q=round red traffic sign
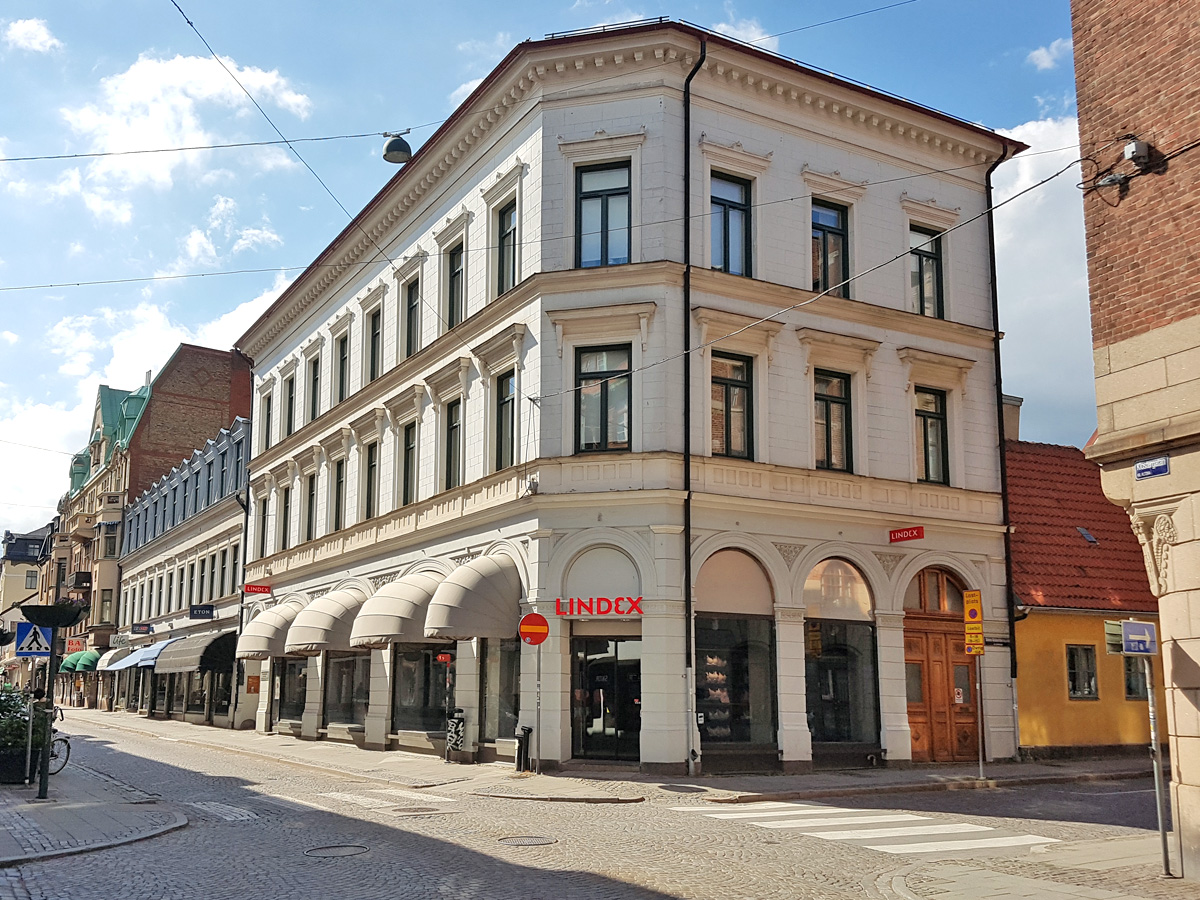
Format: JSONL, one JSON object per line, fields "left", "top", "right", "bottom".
{"left": 518, "top": 613, "right": 549, "bottom": 646}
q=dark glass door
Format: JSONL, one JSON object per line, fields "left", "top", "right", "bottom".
{"left": 571, "top": 638, "right": 641, "bottom": 761}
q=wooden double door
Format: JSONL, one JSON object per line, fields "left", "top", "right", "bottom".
{"left": 904, "top": 618, "right": 979, "bottom": 762}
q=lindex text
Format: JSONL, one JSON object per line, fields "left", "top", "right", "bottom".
{"left": 555, "top": 597, "right": 643, "bottom": 616}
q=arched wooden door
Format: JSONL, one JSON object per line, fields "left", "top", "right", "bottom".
{"left": 903, "top": 568, "right": 979, "bottom": 763}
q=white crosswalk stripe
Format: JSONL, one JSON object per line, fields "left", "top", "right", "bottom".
{"left": 671, "top": 801, "right": 1058, "bottom": 857}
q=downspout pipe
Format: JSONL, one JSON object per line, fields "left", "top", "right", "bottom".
{"left": 984, "top": 144, "right": 1019, "bottom": 753}
{"left": 683, "top": 39, "right": 706, "bottom": 777}
{"left": 231, "top": 347, "right": 255, "bottom": 730}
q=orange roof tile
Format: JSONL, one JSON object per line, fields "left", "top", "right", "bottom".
{"left": 1005, "top": 441, "right": 1156, "bottom": 613}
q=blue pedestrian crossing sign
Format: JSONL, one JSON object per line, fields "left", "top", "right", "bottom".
{"left": 15, "top": 622, "right": 52, "bottom": 657}
{"left": 1122, "top": 620, "right": 1158, "bottom": 656}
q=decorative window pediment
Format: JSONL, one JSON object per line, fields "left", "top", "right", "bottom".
{"left": 392, "top": 248, "right": 428, "bottom": 284}
{"left": 480, "top": 158, "right": 526, "bottom": 206}
{"left": 897, "top": 346, "right": 974, "bottom": 391}
{"left": 356, "top": 281, "right": 388, "bottom": 313}
{"left": 797, "top": 328, "right": 881, "bottom": 378}
{"left": 900, "top": 194, "right": 960, "bottom": 230}
{"left": 434, "top": 208, "right": 472, "bottom": 249}
{"left": 427, "top": 356, "right": 472, "bottom": 402}
{"left": 558, "top": 128, "right": 646, "bottom": 159}
{"left": 546, "top": 301, "right": 656, "bottom": 357}
{"left": 802, "top": 165, "right": 868, "bottom": 202}
{"left": 472, "top": 322, "right": 527, "bottom": 375}
{"left": 384, "top": 384, "right": 427, "bottom": 424}
{"left": 693, "top": 307, "right": 783, "bottom": 361}
{"left": 699, "top": 136, "right": 773, "bottom": 175}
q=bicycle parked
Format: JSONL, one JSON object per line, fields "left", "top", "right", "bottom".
{"left": 46, "top": 707, "right": 70, "bottom": 775}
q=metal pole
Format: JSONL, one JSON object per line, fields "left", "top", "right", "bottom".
{"left": 1143, "top": 656, "right": 1172, "bottom": 877}
{"left": 24, "top": 699, "right": 34, "bottom": 784}
{"left": 975, "top": 654, "right": 985, "bottom": 780}
{"left": 535, "top": 643, "right": 542, "bottom": 776}
{"left": 37, "top": 627, "right": 58, "bottom": 799}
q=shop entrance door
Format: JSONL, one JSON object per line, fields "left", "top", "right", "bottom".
{"left": 571, "top": 638, "right": 641, "bottom": 761}
{"left": 904, "top": 624, "right": 979, "bottom": 762}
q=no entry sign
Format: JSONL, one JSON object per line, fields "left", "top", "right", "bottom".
{"left": 519, "top": 613, "right": 549, "bottom": 646}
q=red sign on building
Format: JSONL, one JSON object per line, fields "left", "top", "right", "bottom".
{"left": 554, "top": 597, "right": 643, "bottom": 616}
{"left": 65, "top": 637, "right": 86, "bottom": 654}
{"left": 889, "top": 526, "right": 925, "bottom": 543}
{"left": 518, "top": 613, "right": 549, "bottom": 645}
{"left": 243, "top": 584, "right": 272, "bottom": 595}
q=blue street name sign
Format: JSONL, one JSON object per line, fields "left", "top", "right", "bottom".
{"left": 189, "top": 604, "right": 215, "bottom": 620}
{"left": 1134, "top": 456, "right": 1170, "bottom": 480}
{"left": 15, "top": 622, "right": 52, "bottom": 657}
{"left": 1122, "top": 620, "right": 1158, "bottom": 656}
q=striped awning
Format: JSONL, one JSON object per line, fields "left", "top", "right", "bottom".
{"left": 424, "top": 555, "right": 523, "bottom": 641}
{"left": 59, "top": 651, "right": 86, "bottom": 672}
{"left": 74, "top": 649, "right": 102, "bottom": 672}
{"left": 285, "top": 587, "right": 370, "bottom": 657}
{"left": 154, "top": 631, "right": 236, "bottom": 674}
{"left": 96, "top": 647, "right": 131, "bottom": 671}
{"left": 236, "top": 598, "right": 307, "bottom": 660}
{"left": 350, "top": 572, "right": 445, "bottom": 649}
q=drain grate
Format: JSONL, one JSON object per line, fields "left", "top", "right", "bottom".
{"left": 498, "top": 836, "right": 556, "bottom": 847}
{"left": 305, "top": 845, "right": 370, "bottom": 858}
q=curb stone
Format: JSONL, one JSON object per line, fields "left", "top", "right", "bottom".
{"left": 0, "top": 809, "right": 188, "bottom": 868}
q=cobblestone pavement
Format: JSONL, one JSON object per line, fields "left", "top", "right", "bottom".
{"left": 2, "top": 718, "right": 1193, "bottom": 900}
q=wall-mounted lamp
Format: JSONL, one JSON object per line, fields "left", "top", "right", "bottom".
{"left": 382, "top": 130, "right": 413, "bottom": 165}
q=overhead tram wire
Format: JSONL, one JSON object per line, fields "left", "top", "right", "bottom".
{"left": 0, "top": 132, "right": 387, "bottom": 165}
{"left": 0, "top": 143, "right": 1085, "bottom": 294}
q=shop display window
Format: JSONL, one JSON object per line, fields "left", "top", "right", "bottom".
{"left": 325, "top": 651, "right": 370, "bottom": 726}
{"left": 392, "top": 645, "right": 451, "bottom": 732}
{"left": 274, "top": 657, "right": 308, "bottom": 722}
{"left": 186, "top": 671, "right": 208, "bottom": 714}
{"left": 478, "top": 638, "right": 520, "bottom": 742}
{"left": 694, "top": 617, "right": 777, "bottom": 745}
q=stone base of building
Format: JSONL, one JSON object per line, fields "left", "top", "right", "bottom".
{"left": 781, "top": 759, "right": 814, "bottom": 775}
{"left": 1019, "top": 743, "right": 1167, "bottom": 762}
{"left": 640, "top": 761, "right": 689, "bottom": 777}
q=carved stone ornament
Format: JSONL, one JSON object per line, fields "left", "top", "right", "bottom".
{"left": 873, "top": 551, "right": 906, "bottom": 579}
{"left": 1131, "top": 511, "right": 1177, "bottom": 596}
{"left": 451, "top": 551, "right": 480, "bottom": 567}
{"left": 370, "top": 573, "right": 401, "bottom": 590}
{"left": 773, "top": 542, "right": 807, "bottom": 568}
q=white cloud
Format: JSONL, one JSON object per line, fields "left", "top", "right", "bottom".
{"left": 993, "top": 115, "right": 1096, "bottom": 446}
{"left": 1027, "top": 38, "right": 1073, "bottom": 71}
{"left": 46, "top": 314, "right": 102, "bottom": 377}
{"left": 195, "top": 271, "right": 292, "bottom": 348}
{"left": 56, "top": 53, "right": 311, "bottom": 221}
{"left": 207, "top": 195, "right": 238, "bottom": 235}
{"left": 68, "top": 241, "right": 85, "bottom": 256}
{"left": 4, "top": 19, "right": 63, "bottom": 53}
{"left": 230, "top": 225, "right": 283, "bottom": 255}
{"left": 449, "top": 78, "right": 484, "bottom": 106}
{"left": 0, "top": 331, "right": 18, "bottom": 345}
{"left": 712, "top": 4, "right": 778, "bottom": 51}
{"left": 456, "top": 32, "right": 512, "bottom": 59}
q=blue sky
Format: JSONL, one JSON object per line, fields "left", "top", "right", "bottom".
{"left": 0, "top": 1, "right": 1086, "bottom": 531}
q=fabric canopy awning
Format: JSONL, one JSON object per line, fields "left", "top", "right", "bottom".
{"left": 105, "top": 645, "right": 148, "bottom": 671}
{"left": 285, "top": 587, "right": 369, "bottom": 656}
{"left": 96, "top": 647, "right": 131, "bottom": 671}
{"left": 350, "top": 572, "right": 446, "bottom": 649}
{"left": 424, "top": 555, "right": 523, "bottom": 641}
{"left": 154, "top": 631, "right": 236, "bottom": 674}
{"left": 236, "top": 599, "right": 307, "bottom": 660}
{"left": 74, "top": 649, "right": 102, "bottom": 672}
{"left": 59, "top": 651, "right": 85, "bottom": 672}
{"left": 108, "top": 638, "right": 180, "bottom": 670}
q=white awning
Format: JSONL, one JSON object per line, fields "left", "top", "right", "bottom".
{"left": 236, "top": 598, "right": 307, "bottom": 660}
{"left": 424, "top": 555, "right": 522, "bottom": 641}
{"left": 350, "top": 572, "right": 446, "bottom": 649}
{"left": 96, "top": 647, "right": 131, "bottom": 671}
{"left": 284, "top": 587, "right": 369, "bottom": 656}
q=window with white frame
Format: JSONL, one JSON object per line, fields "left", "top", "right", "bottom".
{"left": 401, "top": 421, "right": 418, "bottom": 506}
{"left": 914, "top": 387, "right": 949, "bottom": 485}
{"left": 576, "top": 163, "right": 630, "bottom": 268}
{"left": 497, "top": 202, "right": 518, "bottom": 295}
{"left": 307, "top": 355, "right": 321, "bottom": 423}
{"left": 331, "top": 458, "right": 346, "bottom": 531}
{"left": 444, "top": 399, "right": 462, "bottom": 490}
{"left": 576, "top": 345, "right": 631, "bottom": 453}
{"left": 901, "top": 196, "right": 958, "bottom": 319}
{"left": 897, "top": 347, "right": 973, "bottom": 488}
{"left": 711, "top": 351, "right": 752, "bottom": 459}
{"left": 304, "top": 472, "right": 318, "bottom": 542}
{"left": 495, "top": 370, "right": 516, "bottom": 470}
{"left": 405, "top": 280, "right": 421, "bottom": 357}
{"left": 711, "top": 174, "right": 752, "bottom": 277}
{"left": 363, "top": 440, "right": 379, "bottom": 519}
{"left": 435, "top": 210, "right": 471, "bottom": 335}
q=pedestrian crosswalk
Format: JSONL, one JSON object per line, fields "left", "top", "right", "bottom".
{"left": 671, "top": 800, "right": 1058, "bottom": 856}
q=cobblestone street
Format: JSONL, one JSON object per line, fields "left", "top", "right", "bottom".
{"left": 0, "top": 715, "right": 1193, "bottom": 899}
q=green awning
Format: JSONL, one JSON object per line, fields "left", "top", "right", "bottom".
{"left": 59, "top": 651, "right": 86, "bottom": 672}
{"left": 74, "top": 649, "right": 102, "bottom": 672}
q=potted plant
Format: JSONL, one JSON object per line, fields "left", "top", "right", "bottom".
{"left": 20, "top": 599, "right": 90, "bottom": 630}
{"left": 0, "top": 687, "right": 47, "bottom": 783}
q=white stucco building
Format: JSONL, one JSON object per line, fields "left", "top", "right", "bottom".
{"left": 235, "top": 21, "right": 1024, "bottom": 774}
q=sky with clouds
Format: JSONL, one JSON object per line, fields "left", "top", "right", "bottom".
{"left": 0, "top": 0, "right": 1086, "bottom": 532}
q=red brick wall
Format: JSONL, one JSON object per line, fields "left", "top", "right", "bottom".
{"left": 1072, "top": 0, "right": 1200, "bottom": 348}
{"left": 126, "top": 345, "right": 251, "bottom": 499}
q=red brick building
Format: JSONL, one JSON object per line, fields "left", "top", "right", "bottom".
{"left": 1072, "top": 0, "right": 1200, "bottom": 878}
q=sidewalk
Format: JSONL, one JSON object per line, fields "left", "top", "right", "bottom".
{"left": 0, "top": 764, "right": 187, "bottom": 865}
{"left": 65, "top": 708, "right": 1161, "bottom": 805}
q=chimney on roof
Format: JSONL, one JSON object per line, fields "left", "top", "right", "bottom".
{"left": 144, "top": 370, "right": 151, "bottom": 387}
{"left": 1003, "top": 394, "right": 1023, "bottom": 441}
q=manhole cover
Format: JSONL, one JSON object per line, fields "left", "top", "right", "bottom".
{"left": 498, "top": 836, "right": 556, "bottom": 847}
{"left": 305, "top": 845, "right": 370, "bottom": 858}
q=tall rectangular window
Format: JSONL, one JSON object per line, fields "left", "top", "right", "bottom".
{"left": 208, "top": 553, "right": 217, "bottom": 601}
{"left": 171, "top": 486, "right": 179, "bottom": 525}
{"left": 711, "top": 174, "right": 751, "bottom": 276}
{"left": 285, "top": 376, "right": 296, "bottom": 436}
{"left": 156, "top": 577, "right": 164, "bottom": 617}
{"left": 711, "top": 352, "right": 752, "bottom": 459}
{"left": 333, "top": 459, "right": 345, "bottom": 531}
{"left": 497, "top": 200, "right": 518, "bottom": 294}
{"left": 205, "top": 462, "right": 214, "bottom": 505}
{"left": 219, "top": 549, "right": 228, "bottom": 597}
{"left": 192, "top": 475, "right": 200, "bottom": 515}
{"left": 445, "top": 400, "right": 462, "bottom": 490}
{"left": 257, "top": 497, "right": 269, "bottom": 559}
{"left": 447, "top": 245, "right": 465, "bottom": 328}
{"left": 812, "top": 201, "right": 849, "bottom": 297}
{"left": 198, "top": 559, "right": 206, "bottom": 607}
{"left": 402, "top": 422, "right": 417, "bottom": 506}
{"left": 495, "top": 370, "right": 516, "bottom": 471}
{"left": 405, "top": 280, "right": 420, "bottom": 358}
{"left": 100, "top": 588, "right": 113, "bottom": 624}
{"left": 308, "top": 357, "right": 320, "bottom": 422}
{"left": 305, "top": 474, "right": 317, "bottom": 542}
{"left": 165, "top": 574, "right": 173, "bottom": 614}
{"left": 814, "top": 370, "right": 852, "bottom": 472}
{"left": 576, "top": 345, "right": 631, "bottom": 453}
{"left": 219, "top": 451, "right": 228, "bottom": 496}
{"left": 230, "top": 544, "right": 239, "bottom": 590}
{"left": 262, "top": 395, "right": 273, "bottom": 451}
{"left": 25, "top": 571, "right": 38, "bottom": 590}
{"left": 176, "top": 566, "right": 184, "bottom": 608}
{"left": 1067, "top": 645, "right": 1098, "bottom": 700}
{"left": 577, "top": 162, "right": 630, "bottom": 268}
{"left": 910, "top": 227, "right": 944, "bottom": 319}
{"left": 279, "top": 487, "right": 291, "bottom": 552}
{"left": 364, "top": 442, "right": 378, "bottom": 519}
{"left": 188, "top": 563, "right": 195, "bottom": 605}
{"left": 915, "top": 387, "right": 949, "bottom": 485}
{"left": 368, "top": 309, "right": 382, "bottom": 382}
{"left": 233, "top": 441, "right": 243, "bottom": 488}
{"left": 337, "top": 335, "right": 349, "bottom": 403}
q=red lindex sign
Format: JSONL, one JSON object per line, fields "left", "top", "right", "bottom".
{"left": 889, "top": 526, "right": 925, "bottom": 543}
{"left": 555, "top": 597, "right": 643, "bottom": 616}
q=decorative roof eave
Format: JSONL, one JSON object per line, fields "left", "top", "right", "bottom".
{"left": 236, "top": 23, "right": 1023, "bottom": 363}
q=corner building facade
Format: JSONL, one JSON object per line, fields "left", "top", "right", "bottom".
{"left": 236, "top": 22, "right": 1022, "bottom": 773}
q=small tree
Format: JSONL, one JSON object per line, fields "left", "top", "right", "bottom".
{"left": 0, "top": 687, "right": 47, "bottom": 751}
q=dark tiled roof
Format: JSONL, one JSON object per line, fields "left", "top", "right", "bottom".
{"left": 1006, "top": 441, "right": 1156, "bottom": 612}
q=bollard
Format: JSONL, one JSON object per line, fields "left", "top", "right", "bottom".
{"left": 514, "top": 725, "right": 533, "bottom": 773}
